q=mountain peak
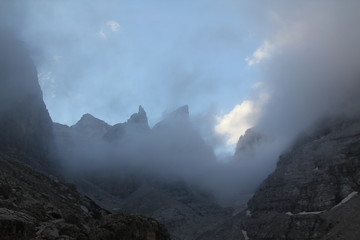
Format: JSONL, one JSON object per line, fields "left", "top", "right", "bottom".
{"left": 75, "top": 113, "right": 109, "bottom": 127}
{"left": 104, "top": 106, "right": 150, "bottom": 142}
{"left": 234, "top": 128, "right": 263, "bottom": 157}
{"left": 72, "top": 113, "right": 111, "bottom": 139}
{"left": 138, "top": 105, "right": 146, "bottom": 115}
{"left": 175, "top": 105, "right": 189, "bottom": 116}
{"left": 127, "top": 106, "right": 149, "bottom": 129}
{"left": 153, "top": 105, "right": 190, "bottom": 130}
{"left": 168, "top": 105, "right": 189, "bottom": 121}
{"left": 79, "top": 113, "right": 96, "bottom": 121}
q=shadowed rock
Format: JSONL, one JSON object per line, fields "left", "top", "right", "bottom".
{"left": 0, "top": 31, "right": 54, "bottom": 172}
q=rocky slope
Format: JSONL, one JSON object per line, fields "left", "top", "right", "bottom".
{"left": 75, "top": 173, "right": 232, "bottom": 240}
{"left": 117, "top": 180, "right": 232, "bottom": 240}
{"left": 198, "top": 117, "right": 360, "bottom": 240}
{"left": 0, "top": 152, "right": 170, "bottom": 240}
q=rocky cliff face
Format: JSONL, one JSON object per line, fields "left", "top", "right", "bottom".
{"left": 248, "top": 118, "right": 360, "bottom": 214}
{"left": 198, "top": 117, "right": 360, "bottom": 240}
{"left": 0, "top": 32, "right": 54, "bottom": 172}
{"left": 234, "top": 128, "right": 263, "bottom": 158}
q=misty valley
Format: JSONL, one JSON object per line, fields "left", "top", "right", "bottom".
{"left": 1, "top": 1, "right": 360, "bottom": 240}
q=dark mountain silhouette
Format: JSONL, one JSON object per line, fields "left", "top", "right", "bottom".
{"left": 0, "top": 31, "right": 54, "bottom": 172}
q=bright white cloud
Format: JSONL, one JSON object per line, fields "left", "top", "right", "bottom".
{"left": 215, "top": 101, "right": 257, "bottom": 145}
{"left": 245, "top": 40, "right": 274, "bottom": 66}
{"left": 215, "top": 93, "right": 269, "bottom": 145}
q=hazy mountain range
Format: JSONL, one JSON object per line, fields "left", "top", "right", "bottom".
{"left": 1, "top": 5, "right": 360, "bottom": 240}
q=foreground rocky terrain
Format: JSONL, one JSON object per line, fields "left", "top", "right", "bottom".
{"left": 0, "top": 153, "right": 170, "bottom": 240}
{"left": 198, "top": 117, "right": 360, "bottom": 240}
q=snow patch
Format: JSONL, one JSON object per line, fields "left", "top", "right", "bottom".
{"left": 332, "top": 192, "right": 358, "bottom": 209}
{"left": 286, "top": 211, "right": 323, "bottom": 216}
{"left": 285, "top": 192, "right": 358, "bottom": 217}
{"left": 242, "top": 229, "right": 249, "bottom": 240}
{"left": 246, "top": 210, "right": 252, "bottom": 217}
{"left": 80, "top": 205, "right": 89, "bottom": 213}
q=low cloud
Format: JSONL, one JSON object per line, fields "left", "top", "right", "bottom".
{"left": 216, "top": 0, "right": 360, "bottom": 200}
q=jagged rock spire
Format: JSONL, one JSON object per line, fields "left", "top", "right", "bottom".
{"left": 104, "top": 106, "right": 150, "bottom": 142}
{"left": 127, "top": 105, "right": 150, "bottom": 130}
{"left": 138, "top": 105, "right": 146, "bottom": 115}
